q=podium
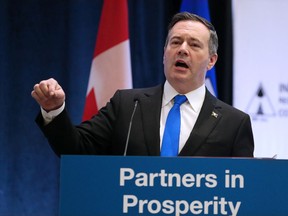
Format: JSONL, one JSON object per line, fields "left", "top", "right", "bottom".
{"left": 59, "top": 156, "right": 288, "bottom": 215}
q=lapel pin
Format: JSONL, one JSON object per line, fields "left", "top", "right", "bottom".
{"left": 211, "top": 111, "right": 218, "bottom": 118}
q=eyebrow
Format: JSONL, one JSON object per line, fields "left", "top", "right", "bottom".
{"left": 170, "top": 36, "right": 203, "bottom": 44}
{"left": 190, "top": 37, "right": 202, "bottom": 43}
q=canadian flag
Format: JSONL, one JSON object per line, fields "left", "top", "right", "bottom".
{"left": 83, "top": 0, "right": 132, "bottom": 121}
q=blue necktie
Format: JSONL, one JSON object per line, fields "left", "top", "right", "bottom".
{"left": 161, "top": 95, "right": 187, "bottom": 156}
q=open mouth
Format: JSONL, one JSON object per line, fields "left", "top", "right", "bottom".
{"left": 175, "top": 60, "right": 189, "bottom": 68}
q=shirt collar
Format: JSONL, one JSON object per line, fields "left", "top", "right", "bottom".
{"left": 162, "top": 81, "right": 206, "bottom": 112}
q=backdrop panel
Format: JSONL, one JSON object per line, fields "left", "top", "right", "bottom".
{"left": 233, "top": 0, "right": 288, "bottom": 159}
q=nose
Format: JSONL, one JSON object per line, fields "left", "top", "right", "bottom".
{"left": 177, "top": 43, "right": 189, "bottom": 56}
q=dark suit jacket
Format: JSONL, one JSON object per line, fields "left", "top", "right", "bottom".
{"left": 36, "top": 84, "right": 254, "bottom": 157}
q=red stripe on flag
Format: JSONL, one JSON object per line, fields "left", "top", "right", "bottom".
{"left": 83, "top": 89, "right": 98, "bottom": 120}
{"left": 83, "top": 0, "right": 132, "bottom": 121}
{"left": 94, "top": 0, "right": 129, "bottom": 57}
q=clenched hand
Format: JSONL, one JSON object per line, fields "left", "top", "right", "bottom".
{"left": 31, "top": 78, "right": 65, "bottom": 112}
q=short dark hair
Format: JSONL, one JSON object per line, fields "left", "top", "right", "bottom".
{"left": 165, "top": 12, "right": 218, "bottom": 55}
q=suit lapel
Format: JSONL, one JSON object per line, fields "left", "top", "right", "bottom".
{"left": 179, "top": 90, "right": 222, "bottom": 156}
{"left": 138, "top": 85, "right": 163, "bottom": 156}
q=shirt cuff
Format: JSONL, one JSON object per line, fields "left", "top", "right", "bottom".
{"left": 41, "top": 102, "right": 65, "bottom": 125}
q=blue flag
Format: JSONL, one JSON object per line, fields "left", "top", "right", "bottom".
{"left": 180, "top": 0, "right": 218, "bottom": 96}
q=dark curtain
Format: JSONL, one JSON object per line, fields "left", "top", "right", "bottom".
{"left": 209, "top": 0, "right": 233, "bottom": 104}
{"left": 0, "top": 0, "right": 232, "bottom": 215}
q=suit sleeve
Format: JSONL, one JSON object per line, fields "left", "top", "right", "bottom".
{"left": 35, "top": 91, "right": 121, "bottom": 156}
{"left": 232, "top": 114, "right": 254, "bottom": 157}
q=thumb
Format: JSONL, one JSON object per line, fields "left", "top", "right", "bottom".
{"left": 51, "top": 87, "right": 65, "bottom": 100}
{"left": 47, "top": 82, "right": 65, "bottom": 101}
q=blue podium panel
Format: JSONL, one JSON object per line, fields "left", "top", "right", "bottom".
{"left": 59, "top": 156, "right": 288, "bottom": 216}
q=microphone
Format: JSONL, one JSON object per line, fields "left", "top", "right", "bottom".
{"left": 123, "top": 98, "right": 139, "bottom": 156}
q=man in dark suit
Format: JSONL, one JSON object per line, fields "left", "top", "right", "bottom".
{"left": 31, "top": 12, "right": 254, "bottom": 157}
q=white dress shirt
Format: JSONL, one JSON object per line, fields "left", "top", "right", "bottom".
{"left": 41, "top": 102, "right": 65, "bottom": 125}
{"left": 160, "top": 81, "right": 206, "bottom": 153}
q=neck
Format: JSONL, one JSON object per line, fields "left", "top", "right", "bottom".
{"left": 170, "top": 81, "right": 205, "bottom": 94}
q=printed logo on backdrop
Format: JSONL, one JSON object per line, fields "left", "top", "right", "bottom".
{"left": 246, "top": 83, "right": 288, "bottom": 121}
